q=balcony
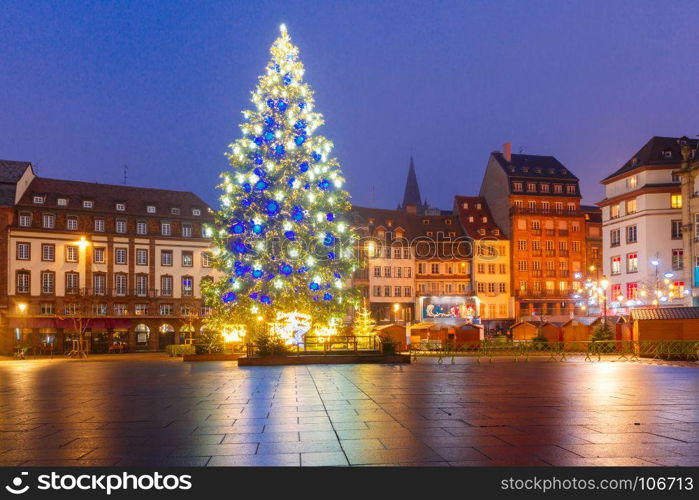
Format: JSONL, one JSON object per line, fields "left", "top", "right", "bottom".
{"left": 80, "top": 288, "right": 162, "bottom": 298}
{"left": 511, "top": 207, "right": 583, "bottom": 218}
{"left": 545, "top": 250, "right": 556, "bottom": 257}
{"left": 515, "top": 290, "right": 572, "bottom": 299}
{"left": 559, "top": 249, "right": 569, "bottom": 257}
{"left": 558, "top": 229, "right": 569, "bottom": 237}
{"left": 531, "top": 250, "right": 542, "bottom": 257}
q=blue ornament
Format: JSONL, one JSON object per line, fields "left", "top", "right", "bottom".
{"left": 327, "top": 252, "right": 335, "bottom": 260}
{"left": 299, "top": 101, "right": 306, "bottom": 109}
{"left": 323, "top": 233, "right": 335, "bottom": 246}
{"left": 254, "top": 167, "right": 266, "bottom": 177}
{"left": 266, "top": 99, "right": 275, "bottom": 109}
{"left": 312, "top": 151, "right": 322, "bottom": 162}
{"left": 222, "top": 292, "right": 237, "bottom": 303}
{"left": 252, "top": 223, "right": 264, "bottom": 234}
{"left": 284, "top": 230, "right": 296, "bottom": 240}
{"left": 249, "top": 292, "right": 259, "bottom": 300}
{"left": 254, "top": 180, "right": 269, "bottom": 191}
{"left": 323, "top": 293, "right": 333, "bottom": 301}
{"left": 243, "top": 183, "right": 252, "bottom": 193}
{"left": 294, "top": 120, "right": 307, "bottom": 130}
{"left": 264, "top": 131, "right": 275, "bottom": 142}
{"left": 273, "top": 63, "right": 280, "bottom": 73}
{"left": 295, "top": 135, "right": 306, "bottom": 146}
{"left": 241, "top": 198, "right": 251, "bottom": 207}
{"left": 254, "top": 136, "right": 263, "bottom": 145}
{"left": 297, "top": 266, "right": 308, "bottom": 274}
{"left": 254, "top": 154, "right": 263, "bottom": 165}
{"left": 318, "top": 179, "right": 330, "bottom": 190}
{"left": 280, "top": 263, "right": 293, "bottom": 275}
{"left": 287, "top": 176, "right": 296, "bottom": 187}
{"left": 231, "top": 240, "right": 247, "bottom": 254}
{"left": 283, "top": 73, "right": 292, "bottom": 85}
{"left": 260, "top": 295, "right": 271, "bottom": 304}
{"left": 298, "top": 162, "right": 309, "bottom": 172}
{"left": 333, "top": 272, "right": 341, "bottom": 279}
{"left": 291, "top": 206, "right": 304, "bottom": 222}
{"left": 277, "top": 100, "right": 288, "bottom": 112}
{"left": 304, "top": 183, "right": 310, "bottom": 189}
{"left": 264, "top": 116, "right": 275, "bottom": 127}
{"left": 265, "top": 200, "right": 280, "bottom": 215}
{"left": 326, "top": 213, "right": 334, "bottom": 221}
{"left": 230, "top": 221, "right": 245, "bottom": 234}
{"left": 252, "top": 269, "right": 264, "bottom": 279}
{"left": 309, "top": 282, "right": 320, "bottom": 291}
{"left": 274, "top": 144, "right": 285, "bottom": 156}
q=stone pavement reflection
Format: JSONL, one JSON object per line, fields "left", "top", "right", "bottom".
{"left": 0, "top": 356, "right": 697, "bottom": 466}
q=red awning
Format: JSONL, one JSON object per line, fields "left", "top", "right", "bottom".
{"left": 7, "top": 318, "right": 133, "bottom": 330}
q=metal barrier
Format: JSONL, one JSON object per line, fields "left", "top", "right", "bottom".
{"left": 408, "top": 340, "right": 699, "bottom": 364}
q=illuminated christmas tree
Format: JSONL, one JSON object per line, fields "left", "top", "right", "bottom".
{"left": 205, "top": 25, "right": 357, "bottom": 337}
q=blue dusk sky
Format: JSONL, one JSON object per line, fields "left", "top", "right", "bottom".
{"left": 1, "top": 0, "right": 698, "bottom": 210}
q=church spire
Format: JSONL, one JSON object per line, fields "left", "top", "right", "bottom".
{"left": 400, "top": 155, "right": 423, "bottom": 210}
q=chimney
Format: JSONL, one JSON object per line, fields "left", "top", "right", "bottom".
{"left": 502, "top": 142, "right": 512, "bottom": 162}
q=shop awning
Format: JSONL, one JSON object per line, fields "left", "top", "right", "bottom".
{"left": 7, "top": 318, "right": 133, "bottom": 330}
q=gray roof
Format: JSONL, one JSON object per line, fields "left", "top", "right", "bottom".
{"left": 0, "top": 160, "right": 32, "bottom": 206}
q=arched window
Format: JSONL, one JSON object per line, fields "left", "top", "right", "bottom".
{"left": 134, "top": 324, "right": 150, "bottom": 345}
{"left": 159, "top": 323, "right": 175, "bottom": 335}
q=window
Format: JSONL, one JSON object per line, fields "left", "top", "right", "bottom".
{"left": 531, "top": 220, "right": 541, "bottom": 230}
{"left": 135, "top": 274, "right": 149, "bottom": 297}
{"left": 17, "top": 242, "right": 30, "bottom": 260}
{"left": 33, "top": 195, "right": 44, "bottom": 204}
{"left": 540, "top": 183, "right": 549, "bottom": 193}
{"left": 518, "top": 260, "right": 528, "bottom": 271}
{"left": 512, "top": 182, "right": 523, "bottom": 192}
{"left": 372, "top": 286, "right": 381, "bottom": 297}
{"left": 82, "top": 200, "right": 94, "bottom": 209}
{"left": 19, "top": 213, "right": 32, "bottom": 227}
{"left": 115, "top": 203, "right": 126, "bottom": 211}
{"left": 41, "top": 271, "right": 55, "bottom": 294}
{"left": 393, "top": 247, "right": 401, "bottom": 259}
{"left": 625, "top": 198, "right": 637, "bottom": 214}
{"left": 182, "top": 276, "right": 193, "bottom": 297}
{"left": 114, "top": 304, "right": 128, "bottom": 315}
{"left": 394, "top": 286, "right": 401, "bottom": 297}
{"left": 65, "top": 246, "right": 78, "bottom": 263}
{"left": 202, "top": 252, "right": 212, "bottom": 267}
{"left": 40, "top": 303, "right": 55, "bottom": 315}
{"left": 610, "top": 229, "right": 621, "bottom": 247}
{"left": 136, "top": 249, "right": 148, "bottom": 266}
{"left": 192, "top": 208, "right": 201, "bottom": 216}
{"left": 671, "top": 220, "right": 683, "bottom": 239}
{"left": 541, "top": 201, "right": 550, "bottom": 211}
{"left": 555, "top": 202, "right": 563, "bottom": 212}
{"left": 65, "top": 272, "right": 79, "bottom": 294}
{"left": 161, "top": 276, "right": 173, "bottom": 296}
{"left": 93, "top": 247, "right": 105, "bottom": 264}
{"left": 626, "top": 225, "right": 637, "bottom": 243}
{"left": 487, "top": 264, "right": 496, "bottom": 274}
{"left": 115, "top": 274, "right": 128, "bottom": 296}
{"left": 519, "top": 281, "right": 527, "bottom": 291}
{"left": 566, "top": 185, "right": 576, "bottom": 194}
{"left": 499, "top": 264, "right": 506, "bottom": 274}
{"left": 671, "top": 194, "right": 682, "bottom": 209}
{"left": 627, "top": 252, "right": 638, "bottom": 273}
{"left": 498, "top": 283, "right": 507, "bottom": 293}
{"left": 372, "top": 266, "right": 381, "bottom": 277}
{"left": 528, "top": 201, "right": 536, "bottom": 210}
{"left": 182, "top": 223, "right": 192, "bottom": 237}
{"left": 94, "top": 218, "right": 105, "bottom": 232}
{"left": 428, "top": 263, "right": 437, "bottom": 274}
{"left": 611, "top": 256, "right": 621, "bottom": 275}
{"left": 115, "top": 248, "right": 127, "bottom": 265}
{"left": 384, "top": 286, "right": 391, "bottom": 297}
{"left": 170, "top": 207, "right": 180, "bottom": 215}
{"left": 572, "top": 241, "right": 581, "bottom": 252}
{"left": 93, "top": 274, "right": 106, "bottom": 295}
{"left": 395, "top": 267, "right": 402, "bottom": 278}
{"left": 115, "top": 219, "right": 127, "bottom": 234}
{"left": 62, "top": 216, "right": 78, "bottom": 231}
{"left": 147, "top": 205, "right": 156, "bottom": 214}
{"left": 611, "top": 283, "right": 621, "bottom": 299}
{"left": 626, "top": 282, "right": 638, "bottom": 300}
{"left": 161, "top": 222, "right": 172, "bottom": 236}
{"left": 405, "top": 267, "right": 412, "bottom": 278}
{"left": 403, "top": 248, "right": 410, "bottom": 259}
{"left": 553, "top": 184, "right": 563, "bottom": 194}
{"left": 16, "top": 271, "right": 30, "bottom": 294}
{"left": 160, "top": 304, "right": 173, "bottom": 316}
{"left": 673, "top": 281, "right": 685, "bottom": 295}
{"left": 404, "top": 287, "right": 412, "bottom": 297}
{"left": 42, "top": 214, "right": 55, "bottom": 229}
{"left": 610, "top": 204, "right": 620, "bottom": 219}
{"left": 182, "top": 251, "right": 193, "bottom": 267}
{"left": 527, "top": 183, "right": 536, "bottom": 192}
{"left": 627, "top": 176, "right": 638, "bottom": 189}
{"left": 518, "top": 240, "right": 527, "bottom": 251}
{"left": 572, "top": 222, "right": 580, "bottom": 232}
{"left": 417, "top": 263, "right": 425, "bottom": 274}
{"left": 136, "top": 221, "right": 147, "bottom": 235}
{"left": 41, "top": 243, "right": 55, "bottom": 262}
{"left": 672, "top": 249, "right": 684, "bottom": 270}
{"left": 135, "top": 304, "right": 148, "bottom": 315}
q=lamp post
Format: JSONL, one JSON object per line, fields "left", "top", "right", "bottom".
{"left": 600, "top": 276, "right": 609, "bottom": 326}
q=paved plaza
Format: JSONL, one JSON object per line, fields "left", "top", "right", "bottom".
{"left": 0, "top": 355, "right": 698, "bottom": 466}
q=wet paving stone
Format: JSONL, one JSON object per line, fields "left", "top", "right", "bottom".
{"left": 0, "top": 356, "right": 697, "bottom": 466}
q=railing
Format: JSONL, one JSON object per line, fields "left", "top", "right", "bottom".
{"left": 510, "top": 208, "right": 583, "bottom": 217}
{"left": 407, "top": 340, "right": 699, "bottom": 363}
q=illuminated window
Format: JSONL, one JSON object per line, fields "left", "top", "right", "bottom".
{"left": 611, "top": 256, "right": 621, "bottom": 275}
{"left": 626, "top": 253, "right": 638, "bottom": 273}
{"left": 671, "top": 194, "right": 682, "bottom": 209}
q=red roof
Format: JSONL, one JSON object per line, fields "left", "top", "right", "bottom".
{"left": 453, "top": 196, "right": 504, "bottom": 239}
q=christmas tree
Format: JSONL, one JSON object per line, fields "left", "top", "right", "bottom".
{"left": 205, "top": 25, "right": 357, "bottom": 337}
{"left": 353, "top": 299, "right": 376, "bottom": 337}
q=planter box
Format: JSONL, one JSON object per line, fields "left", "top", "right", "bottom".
{"left": 238, "top": 354, "right": 411, "bottom": 366}
{"left": 183, "top": 353, "right": 245, "bottom": 362}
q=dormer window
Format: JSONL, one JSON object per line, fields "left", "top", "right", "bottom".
{"left": 662, "top": 149, "right": 673, "bottom": 159}
{"left": 192, "top": 208, "right": 201, "bottom": 216}
{"left": 548, "top": 168, "right": 555, "bottom": 174}
{"left": 387, "top": 220, "right": 393, "bottom": 227}
{"left": 540, "top": 183, "right": 550, "bottom": 193}
{"left": 448, "top": 232, "right": 456, "bottom": 238}
{"left": 553, "top": 184, "right": 563, "bottom": 193}
{"left": 445, "top": 219, "right": 452, "bottom": 225}
{"left": 478, "top": 229, "right": 486, "bottom": 235}
{"left": 82, "top": 200, "right": 94, "bottom": 209}
{"left": 560, "top": 169, "right": 568, "bottom": 175}
{"left": 115, "top": 203, "right": 126, "bottom": 211}
{"left": 426, "top": 231, "right": 433, "bottom": 237}
{"left": 170, "top": 207, "right": 180, "bottom": 215}
{"left": 368, "top": 218, "right": 375, "bottom": 225}
{"left": 493, "top": 229, "right": 500, "bottom": 235}
{"left": 468, "top": 216, "right": 474, "bottom": 222}
{"left": 522, "top": 167, "right": 529, "bottom": 173}
{"left": 57, "top": 198, "right": 68, "bottom": 206}
{"left": 33, "top": 196, "right": 44, "bottom": 204}
{"left": 482, "top": 217, "right": 488, "bottom": 223}
{"left": 535, "top": 168, "right": 542, "bottom": 174}
{"left": 422, "top": 219, "right": 430, "bottom": 225}
{"left": 476, "top": 203, "right": 481, "bottom": 210}
{"left": 566, "top": 185, "right": 576, "bottom": 194}
{"left": 147, "top": 205, "right": 156, "bottom": 214}
{"left": 527, "top": 183, "right": 537, "bottom": 192}
{"left": 513, "top": 182, "right": 523, "bottom": 192}
{"left": 462, "top": 202, "right": 468, "bottom": 209}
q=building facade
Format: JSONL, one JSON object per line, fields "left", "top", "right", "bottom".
{"left": 480, "top": 144, "right": 587, "bottom": 320}
{"left": 454, "top": 196, "right": 513, "bottom": 326}
{"left": 677, "top": 137, "right": 699, "bottom": 305}
{"left": 598, "top": 136, "right": 694, "bottom": 308}
{"left": 0, "top": 160, "right": 218, "bottom": 354}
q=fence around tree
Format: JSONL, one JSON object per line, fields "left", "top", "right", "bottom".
{"left": 407, "top": 340, "right": 699, "bottom": 363}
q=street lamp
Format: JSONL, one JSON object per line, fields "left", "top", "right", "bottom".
{"left": 393, "top": 303, "right": 400, "bottom": 323}
{"left": 600, "top": 276, "right": 609, "bottom": 326}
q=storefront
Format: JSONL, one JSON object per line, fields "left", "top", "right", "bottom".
{"left": 416, "top": 295, "right": 480, "bottom": 324}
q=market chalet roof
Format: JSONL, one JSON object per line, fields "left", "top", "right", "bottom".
{"left": 630, "top": 307, "right": 699, "bottom": 321}
{"left": 17, "top": 177, "right": 212, "bottom": 219}
{"left": 602, "top": 136, "right": 699, "bottom": 184}
{"left": 453, "top": 195, "right": 504, "bottom": 239}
